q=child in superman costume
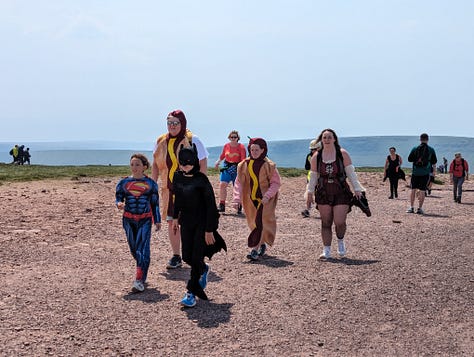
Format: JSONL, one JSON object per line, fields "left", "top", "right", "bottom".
{"left": 116, "top": 153, "right": 161, "bottom": 292}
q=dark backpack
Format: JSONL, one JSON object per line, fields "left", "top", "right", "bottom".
{"left": 414, "top": 144, "right": 430, "bottom": 167}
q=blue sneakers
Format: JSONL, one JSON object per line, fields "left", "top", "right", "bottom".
{"left": 199, "top": 264, "right": 210, "bottom": 289}
{"left": 180, "top": 292, "right": 196, "bottom": 308}
{"left": 258, "top": 243, "right": 267, "bottom": 257}
{"left": 247, "top": 249, "right": 259, "bottom": 261}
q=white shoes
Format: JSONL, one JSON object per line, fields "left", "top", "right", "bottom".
{"left": 337, "top": 239, "right": 346, "bottom": 257}
{"left": 318, "top": 246, "right": 332, "bottom": 260}
{"left": 132, "top": 280, "right": 145, "bottom": 292}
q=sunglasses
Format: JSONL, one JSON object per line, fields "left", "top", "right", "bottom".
{"left": 167, "top": 120, "right": 181, "bottom": 126}
{"left": 229, "top": 136, "right": 238, "bottom": 139}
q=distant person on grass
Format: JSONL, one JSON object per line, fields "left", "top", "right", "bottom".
{"left": 214, "top": 130, "right": 246, "bottom": 214}
{"left": 449, "top": 152, "right": 469, "bottom": 203}
{"left": 116, "top": 153, "right": 161, "bottom": 293}
{"left": 406, "top": 133, "right": 437, "bottom": 215}
{"left": 233, "top": 137, "right": 281, "bottom": 261}
{"left": 151, "top": 109, "right": 209, "bottom": 270}
{"left": 306, "top": 128, "right": 366, "bottom": 260}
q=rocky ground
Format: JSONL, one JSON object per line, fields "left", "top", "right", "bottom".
{"left": 0, "top": 172, "right": 473, "bottom": 356}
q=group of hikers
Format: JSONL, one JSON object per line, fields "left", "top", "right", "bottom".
{"left": 379, "top": 133, "right": 469, "bottom": 213}
{"left": 9, "top": 144, "right": 31, "bottom": 165}
{"left": 114, "top": 112, "right": 469, "bottom": 309}
{"left": 115, "top": 109, "right": 370, "bottom": 308}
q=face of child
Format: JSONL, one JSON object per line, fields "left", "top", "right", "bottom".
{"left": 130, "top": 157, "right": 146, "bottom": 177}
{"left": 179, "top": 164, "right": 194, "bottom": 174}
{"left": 250, "top": 144, "right": 264, "bottom": 159}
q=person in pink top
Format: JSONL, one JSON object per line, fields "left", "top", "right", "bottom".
{"left": 233, "top": 137, "right": 281, "bottom": 261}
{"left": 214, "top": 130, "right": 247, "bottom": 214}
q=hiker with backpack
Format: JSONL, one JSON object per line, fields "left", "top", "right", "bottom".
{"left": 406, "top": 133, "right": 438, "bottom": 215}
{"left": 449, "top": 153, "right": 469, "bottom": 203}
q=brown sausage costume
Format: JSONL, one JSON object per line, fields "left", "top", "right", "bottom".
{"left": 152, "top": 110, "right": 193, "bottom": 220}
{"left": 236, "top": 138, "right": 280, "bottom": 248}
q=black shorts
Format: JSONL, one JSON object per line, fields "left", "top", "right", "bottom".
{"left": 410, "top": 174, "right": 430, "bottom": 191}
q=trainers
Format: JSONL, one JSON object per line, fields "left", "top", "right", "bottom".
{"left": 301, "top": 209, "right": 310, "bottom": 218}
{"left": 166, "top": 255, "right": 182, "bottom": 269}
{"left": 416, "top": 208, "right": 424, "bottom": 215}
{"left": 247, "top": 249, "right": 259, "bottom": 261}
{"left": 337, "top": 239, "right": 346, "bottom": 257}
{"left": 237, "top": 204, "right": 243, "bottom": 215}
{"left": 258, "top": 243, "right": 267, "bottom": 256}
{"left": 217, "top": 203, "right": 225, "bottom": 212}
{"left": 132, "top": 280, "right": 144, "bottom": 292}
{"left": 406, "top": 207, "right": 414, "bottom": 213}
{"left": 199, "top": 264, "right": 210, "bottom": 289}
{"left": 318, "top": 247, "right": 331, "bottom": 260}
{"left": 180, "top": 292, "right": 196, "bottom": 308}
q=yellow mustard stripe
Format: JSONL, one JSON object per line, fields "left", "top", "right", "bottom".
{"left": 168, "top": 138, "right": 178, "bottom": 182}
{"left": 248, "top": 160, "right": 261, "bottom": 205}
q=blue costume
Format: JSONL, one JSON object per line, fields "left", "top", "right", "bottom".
{"left": 115, "top": 176, "right": 161, "bottom": 283}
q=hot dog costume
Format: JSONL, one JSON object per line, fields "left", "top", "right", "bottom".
{"left": 235, "top": 138, "right": 281, "bottom": 248}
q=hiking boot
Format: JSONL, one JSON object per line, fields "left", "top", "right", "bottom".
{"left": 217, "top": 203, "right": 225, "bottom": 212}
{"left": 406, "top": 207, "right": 414, "bottom": 213}
{"left": 457, "top": 197, "right": 462, "bottom": 203}
{"left": 416, "top": 208, "right": 424, "bottom": 215}
{"left": 166, "top": 255, "right": 182, "bottom": 269}
{"left": 199, "top": 264, "right": 210, "bottom": 289}
{"left": 301, "top": 209, "right": 310, "bottom": 218}
{"left": 247, "top": 249, "right": 259, "bottom": 261}
{"left": 132, "top": 280, "right": 145, "bottom": 292}
{"left": 337, "top": 239, "right": 346, "bottom": 257}
{"left": 180, "top": 292, "right": 196, "bottom": 308}
{"left": 237, "top": 204, "right": 243, "bottom": 215}
{"left": 258, "top": 243, "right": 267, "bottom": 257}
{"left": 388, "top": 195, "right": 393, "bottom": 199}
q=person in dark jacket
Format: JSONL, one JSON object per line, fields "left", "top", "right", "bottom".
{"left": 172, "top": 144, "right": 226, "bottom": 308}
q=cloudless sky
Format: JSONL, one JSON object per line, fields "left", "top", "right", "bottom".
{"left": 1, "top": 0, "right": 473, "bottom": 147}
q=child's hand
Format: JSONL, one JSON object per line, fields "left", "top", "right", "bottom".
{"left": 116, "top": 202, "right": 124, "bottom": 210}
{"left": 155, "top": 223, "right": 161, "bottom": 232}
{"left": 205, "top": 232, "right": 215, "bottom": 245}
{"left": 172, "top": 219, "right": 179, "bottom": 234}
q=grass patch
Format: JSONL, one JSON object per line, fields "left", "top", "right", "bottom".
{"left": 0, "top": 163, "right": 387, "bottom": 184}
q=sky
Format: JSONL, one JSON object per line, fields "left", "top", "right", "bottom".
{"left": 1, "top": 0, "right": 473, "bottom": 147}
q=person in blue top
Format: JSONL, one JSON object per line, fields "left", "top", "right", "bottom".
{"left": 406, "top": 133, "right": 437, "bottom": 215}
{"left": 116, "top": 153, "right": 161, "bottom": 293}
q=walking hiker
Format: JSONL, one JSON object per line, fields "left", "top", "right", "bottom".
{"left": 449, "top": 153, "right": 469, "bottom": 203}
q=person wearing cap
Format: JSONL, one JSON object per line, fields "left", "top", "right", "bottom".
{"left": 214, "top": 130, "right": 247, "bottom": 214}
{"left": 406, "top": 133, "right": 437, "bottom": 214}
{"left": 152, "top": 109, "right": 209, "bottom": 269}
{"left": 172, "top": 144, "right": 227, "bottom": 308}
{"left": 302, "top": 139, "right": 322, "bottom": 217}
{"left": 449, "top": 153, "right": 469, "bottom": 203}
{"left": 233, "top": 137, "right": 281, "bottom": 261}
{"left": 306, "top": 129, "right": 366, "bottom": 260}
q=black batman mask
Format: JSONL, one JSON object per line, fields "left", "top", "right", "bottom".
{"left": 178, "top": 144, "right": 200, "bottom": 174}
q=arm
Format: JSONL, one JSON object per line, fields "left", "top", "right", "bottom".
{"left": 215, "top": 144, "right": 227, "bottom": 168}
{"left": 192, "top": 135, "right": 209, "bottom": 174}
{"left": 115, "top": 180, "right": 125, "bottom": 210}
{"left": 342, "top": 149, "right": 364, "bottom": 197}
{"left": 262, "top": 168, "right": 281, "bottom": 204}
{"left": 150, "top": 181, "right": 162, "bottom": 231}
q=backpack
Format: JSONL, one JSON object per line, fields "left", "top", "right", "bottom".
{"left": 414, "top": 144, "right": 430, "bottom": 167}
{"left": 452, "top": 158, "right": 466, "bottom": 177}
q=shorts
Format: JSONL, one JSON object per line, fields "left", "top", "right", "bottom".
{"left": 410, "top": 174, "right": 430, "bottom": 191}
{"left": 219, "top": 164, "right": 237, "bottom": 184}
{"left": 315, "top": 181, "right": 353, "bottom": 206}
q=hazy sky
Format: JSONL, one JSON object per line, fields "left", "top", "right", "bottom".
{"left": 1, "top": 0, "right": 473, "bottom": 147}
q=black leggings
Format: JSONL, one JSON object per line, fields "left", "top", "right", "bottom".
{"left": 388, "top": 174, "right": 399, "bottom": 197}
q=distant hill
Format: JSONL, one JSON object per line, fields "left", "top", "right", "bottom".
{"left": 1, "top": 136, "right": 472, "bottom": 168}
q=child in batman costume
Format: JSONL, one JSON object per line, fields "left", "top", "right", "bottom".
{"left": 172, "top": 144, "right": 227, "bottom": 308}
